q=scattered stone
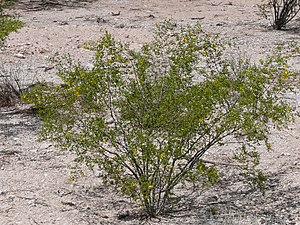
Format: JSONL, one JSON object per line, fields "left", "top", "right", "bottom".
{"left": 281, "top": 153, "right": 291, "bottom": 156}
{"left": 115, "top": 23, "right": 125, "bottom": 28}
{"left": 61, "top": 201, "right": 76, "bottom": 207}
{"left": 191, "top": 17, "right": 205, "bottom": 20}
{"left": 14, "top": 53, "right": 26, "bottom": 59}
{"left": 39, "top": 48, "right": 50, "bottom": 54}
{"left": 111, "top": 11, "right": 121, "bottom": 16}
{"left": 58, "top": 21, "right": 69, "bottom": 25}
{"left": 93, "top": 165, "right": 101, "bottom": 177}
{"left": 96, "top": 17, "right": 107, "bottom": 23}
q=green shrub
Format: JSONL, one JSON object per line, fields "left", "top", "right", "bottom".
{"left": 0, "top": 0, "right": 23, "bottom": 46}
{"left": 23, "top": 20, "right": 298, "bottom": 217}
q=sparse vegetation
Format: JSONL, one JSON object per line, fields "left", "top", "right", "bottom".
{"left": 0, "top": 0, "right": 24, "bottom": 107}
{"left": 23, "top": 20, "right": 298, "bottom": 217}
{"left": 259, "top": 0, "right": 300, "bottom": 30}
{"left": 0, "top": 0, "right": 23, "bottom": 46}
{"left": 0, "top": 65, "right": 24, "bottom": 106}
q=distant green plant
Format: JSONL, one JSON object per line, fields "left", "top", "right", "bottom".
{"left": 0, "top": 0, "right": 23, "bottom": 46}
{"left": 23, "top": 20, "right": 298, "bottom": 217}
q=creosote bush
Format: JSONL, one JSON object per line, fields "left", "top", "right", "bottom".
{"left": 23, "top": 20, "right": 298, "bottom": 217}
{"left": 259, "top": 0, "right": 300, "bottom": 30}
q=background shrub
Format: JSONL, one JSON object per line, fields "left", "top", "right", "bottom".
{"left": 0, "top": 0, "right": 24, "bottom": 107}
{"left": 0, "top": 0, "right": 23, "bottom": 46}
{"left": 0, "top": 64, "right": 30, "bottom": 107}
{"left": 24, "top": 20, "right": 299, "bottom": 217}
{"left": 259, "top": 0, "right": 300, "bottom": 30}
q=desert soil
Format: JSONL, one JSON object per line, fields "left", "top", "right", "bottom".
{"left": 0, "top": 0, "right": 300, "bottom": 224}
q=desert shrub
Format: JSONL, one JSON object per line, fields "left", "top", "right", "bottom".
{"left": 23, "top": 20, "right": 298, "bottom": 217}
{"left": 259, "top": 0, "right": 300, "bottom": 30}
{"left": 0, "top": 0, "right": 24, "bottom": 107}
{"left": 0, "top": 64, "right": 31, "bottom": 107}
{"left": 0, "top": 0, "right": 23, "bottom": 46}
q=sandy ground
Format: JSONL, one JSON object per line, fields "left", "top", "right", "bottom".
{"left": 0, "top": 0, "right": 300, "bottom": 224}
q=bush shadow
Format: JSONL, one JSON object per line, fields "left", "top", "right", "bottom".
{"left": 0, "top": 106, "right": 39, "bottom": 138}
{"left": 160, "top": 171, "right": 299, "bottom": 225}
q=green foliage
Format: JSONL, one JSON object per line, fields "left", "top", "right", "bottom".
{"left": 23, "top": 20, "right": 298, "bottom": 217}
{"left": 0, "top": 0, "right": 23, "bottom": 46}
{"left": 259, "top": 0, "right": 300, "bottom": 30}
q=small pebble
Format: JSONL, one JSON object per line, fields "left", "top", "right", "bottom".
{"left": 14, "top": 53, "right": 26, "bottom": 59}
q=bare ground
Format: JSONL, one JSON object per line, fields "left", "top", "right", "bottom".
{"left": 0, "top": 0, "right": 300, "bottom": 224}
